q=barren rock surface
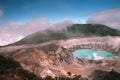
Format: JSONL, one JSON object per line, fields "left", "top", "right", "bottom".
{"left": 0, "top": 36, "right": 120, "bottom": 77}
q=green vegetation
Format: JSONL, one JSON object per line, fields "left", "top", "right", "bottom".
{"left": 10, "top": 24, "right": 120, "bottom": 46}
{"left": 0, "top": 55, "right": 41, "bottom": 80}
{"left": 67, "top": 24, "right": 120, "bottom": 36}
{"left": 90, "top": 70, "right": 120, "bottom": 80}
{"left": 12, "top": 30, "right": 67, "bottom": 45}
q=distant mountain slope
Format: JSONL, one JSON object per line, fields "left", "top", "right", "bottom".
{"left": 11, "top": 24, "right": 120, "bottom": 45}
{"left": 67, "top": 24, "right": 120, "bottom": 36}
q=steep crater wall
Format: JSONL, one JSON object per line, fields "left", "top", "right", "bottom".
{"left": 5, "top": 44, "right": 74, "bottom": 77}
{"left": 0, "top": 36, "right": 120, "bottom": 77}
{"left": 57, "top": 36, "right": 120, "bottom": 55}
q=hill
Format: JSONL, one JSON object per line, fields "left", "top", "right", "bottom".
{"left": 10, "top": 24, "right": 120, "bottom": 46}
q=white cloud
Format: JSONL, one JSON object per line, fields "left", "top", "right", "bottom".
{"left": 87, "top": 8, "right": 120, "bottom": 30}
{"left": 49, "top": 18, "right": 73, "bottom": 31}
{"left": 0, "top": 8, "right": 3, "bottom": 16}
{"left": 0, "top": 18, "right": 72, "bottom": 46}
{"left": 73, "top": 16, "right": 90, "bottom": 24}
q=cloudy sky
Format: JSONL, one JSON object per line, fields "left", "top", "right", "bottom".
{"left": 0, "top": 0, "right": 120, "bottom": 46}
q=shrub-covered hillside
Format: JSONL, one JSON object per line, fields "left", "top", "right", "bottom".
{"left": 10, "top": 24, "right": 120, "bottom": 46}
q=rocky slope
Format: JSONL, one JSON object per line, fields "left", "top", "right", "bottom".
{"left": 0, "top": 43, "right": 75, "bottom": 77}
{"left": 58, "top": 36, "right": 120, "bottom": 54}
{"left": 1, "top": 54, "right": 120, "bottom": 80}
{"left": 0, "top": 55, "right": 41, "bottom": 80}
{"left": 0, "top": 36, "right": 120, "bottom": 78}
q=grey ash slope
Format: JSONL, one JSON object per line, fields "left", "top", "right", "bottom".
{"left": 10, "top": 24, "right": 120, "bottom": 46}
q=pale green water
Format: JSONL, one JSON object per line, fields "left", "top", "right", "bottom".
{"left": 73, "top": 49, "right": 114, "bottom": 59}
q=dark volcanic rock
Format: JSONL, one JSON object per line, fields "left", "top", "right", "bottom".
{"left": 0, "top": 55, "right": 41, "bottom": 80}
{"left": 0, "top": 36, "right": 120, "bottom": 78}
{"left": 90, "top": 70, "right": 120, "bottom": 80}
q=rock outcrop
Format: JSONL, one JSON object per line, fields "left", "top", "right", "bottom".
{"left": 4, "top": 44, "right": 74, "bottom": 77}
{"left": 0, "top": 36, "right": 120, "bottom": 77}
{"left": 57, "top": 36, "right": 120, "bottom": 54}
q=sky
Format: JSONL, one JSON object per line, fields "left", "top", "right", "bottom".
{"left": 0, "top": 0, "right": 120, "bottom": 46}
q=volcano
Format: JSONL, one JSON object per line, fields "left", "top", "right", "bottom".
{"left": 0, "top": 24, "right": 120, "bottom": 79}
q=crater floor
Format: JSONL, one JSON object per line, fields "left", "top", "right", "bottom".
{"left": 0, "top": 36, "right": 120, "bottom": 77}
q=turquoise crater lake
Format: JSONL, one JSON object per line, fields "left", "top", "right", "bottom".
{"left": 73, "top": 49, "right": 114, "bottom": 60}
